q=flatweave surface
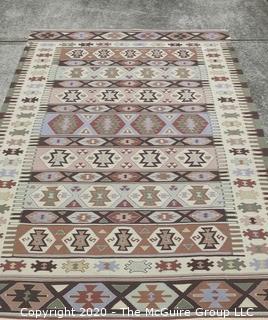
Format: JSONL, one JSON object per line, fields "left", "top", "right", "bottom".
{"left": 0, "top": 29, "right": 267, "bottom": 318}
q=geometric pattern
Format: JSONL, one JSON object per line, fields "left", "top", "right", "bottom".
{"left": 51, "top": 88, "right": 205, "bottom": 104}
{"left": 24, "top": 182, "right": 224, "bottom": 209}
{"left": 0, "top": 279, "right": 268, "bottom": 312}
{"left": 55, "top": 66, "right": 203, "bottom": 81}
{"left": 15, "top": 223, "right": 232, "bottom": 256}
{"left": 0, "top": 30, "right": 267, "bottom": 317}
{"left": 42, "top": 112, "right": 212, "bottom": 137}
{"left": 34, "top": 147, "right": 217, "bottom": 171}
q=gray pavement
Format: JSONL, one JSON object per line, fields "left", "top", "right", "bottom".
{"left": 0, "top": 0, "right": 267, "bottom": 133}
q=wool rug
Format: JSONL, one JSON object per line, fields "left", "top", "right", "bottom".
{"left": 0, "top": 29, "right": 267, "bottom": 319}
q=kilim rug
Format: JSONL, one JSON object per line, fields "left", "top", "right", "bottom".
{"left": 0, "top": 29, "right": 267, "bottom": 319}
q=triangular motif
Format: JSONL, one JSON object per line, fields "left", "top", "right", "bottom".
{"left": 111, "top": 284, "right": 131, "bottom": 293}
{"left": 51, "top": 284, "right": 69, "bottom": 292}
{"left": 47, "top": 298, "right": 66, "bottom": 310}
{"left": 175, "top": 298, "right": 195, "bottom": 309}
{"left": 167, "top": 200, "right": 182, "bottom": 207}
{"left": 111, "top": 300, "right": 129, "bottom": 310}
{"left": 117, "top": 200, "right": 133, "bottom": 208}
{"left": 233, "top": 282, "right": 255, "bottom": 291}
{"left": 238, "top": 297, "right": 257, "bottom": 308}
{"left": 66, "top": 200, "right": 81, "bottom": 208}
{"left": 173, "top": 283, "right": 192, "bottom": 293}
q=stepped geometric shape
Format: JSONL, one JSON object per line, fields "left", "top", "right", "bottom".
{"left": 131, "top": 114, "right": 166, "bottom": 134}
{"left": 48, "top": 114, "right": 83, "bottom": 134}
{"left": 91, "top": 115, "right": 124, "bottom": 134}
{"left": 148, "top": 227, "right": 184, "bottom": 252}
{"left": 105, "top": 227, "right": 142, "bottom": 253}
{"left": 173, "top": 114, "right": 208, "bottom": 134}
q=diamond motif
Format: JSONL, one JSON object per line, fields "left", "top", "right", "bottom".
{"left": 67, "top": 212, "right": 100, "bottom": 223}
{"left": 41, "top": 149, "right": 77, "bottom": 168}
{"left": 63, "top": 228, "right": 99, "bottom": 253}
{"left": 137, "top": 89, "right": 162, "bottom": 103}
{"left": 105, "top": 227, "right": 142, "bottom": 253}
{"left": 72, "top": 172, "right": 103, "bottom": 182}
{"left": 66, "top": 49, "right": 89, "bottom": 59}
{"left": 173, "top": 49, "right": 195, "bottom": 59}
{"left": 81, "top": 186, "right": 120, "bottom": 208}
{"left": 107, "top": 211, "right": 141, "bottom": 223}
{"left": 19, "top": 228, "right": 56, "bottom": 253}
{"left": 176, "top": 148, "right": 212, "bottom": 168}
{"left": 1, "top": 283, "right": 53, "bottom": 311}
{"left": 149, "top": 211, "right": 182, "bottom": 223}
{"left": 250, "top": 281, "right": 268, "bottom": 308}
{"left": 30, "top": 185, "right": 71, "bottom": 207}
{"left": 99, "top": 89, "right": 121, "bottom": 102}
{"left": 148, "top": 227, "right": 183, "bottom": 252}
{"left": 131, "top": 115, "right": 165, "bottom": 134}
{"left": 102, "top": 32, "right": 127, "bottom": 40}
{"left": 146, "top": 49, "right": 167, "bottom": 59}
{"left": 86, "top": 149, "right": 122, "bottom": 169}
{"left": 179, "top": 184, "right": 218, "bottom": 206}
{"left": 64, "top": 283, "right": 116, "bottom": 310}
{"left": 91, "top": 115, "right": 124, "bottom": 134}
{"left": 69, "top": 31, "right": 94, "bottom": 39}
{"left": 129, "top": 185, "right": 168, "bottom": 207}
{"left": 120, "top": 49, "right": 142, "bottom": 59}
{"left": 173, "top": 114, "right": 209, "bottom": 134}
{"left": 58, "top": 89, "right": 87, "bottom": 103}
{"left": 93, "top": 49, "right": 115, "bottom": 59}
{"left": 132, "top": 149, "right": 168, "bottom": 168}
{"left": 135, "top": 32, "right": 161, "bottom": 40}
{"left": 191, "top": 226, "right": 227, "bottom": 251}
{"left": 189, "top": 281, "right": 240, "bottom": 309}
{"left": 34, "top": 31, "right": 61, "bottom": 39}
{"left": 175, "top": 89, "right": 199, "bottom": 102}
{"left": 128, "top": 283, "right": 176, "bottom": 310}
{"left": 48, "top": 114, "right": 83, "bottom": 134}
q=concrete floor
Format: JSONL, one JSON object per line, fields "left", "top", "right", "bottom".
{"left": 0, "top": 0, "right": 267, "bottom": 134}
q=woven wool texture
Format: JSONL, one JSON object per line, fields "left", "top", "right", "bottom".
{"left": 0, "top": 30, "right": 267, "bottom": 318}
